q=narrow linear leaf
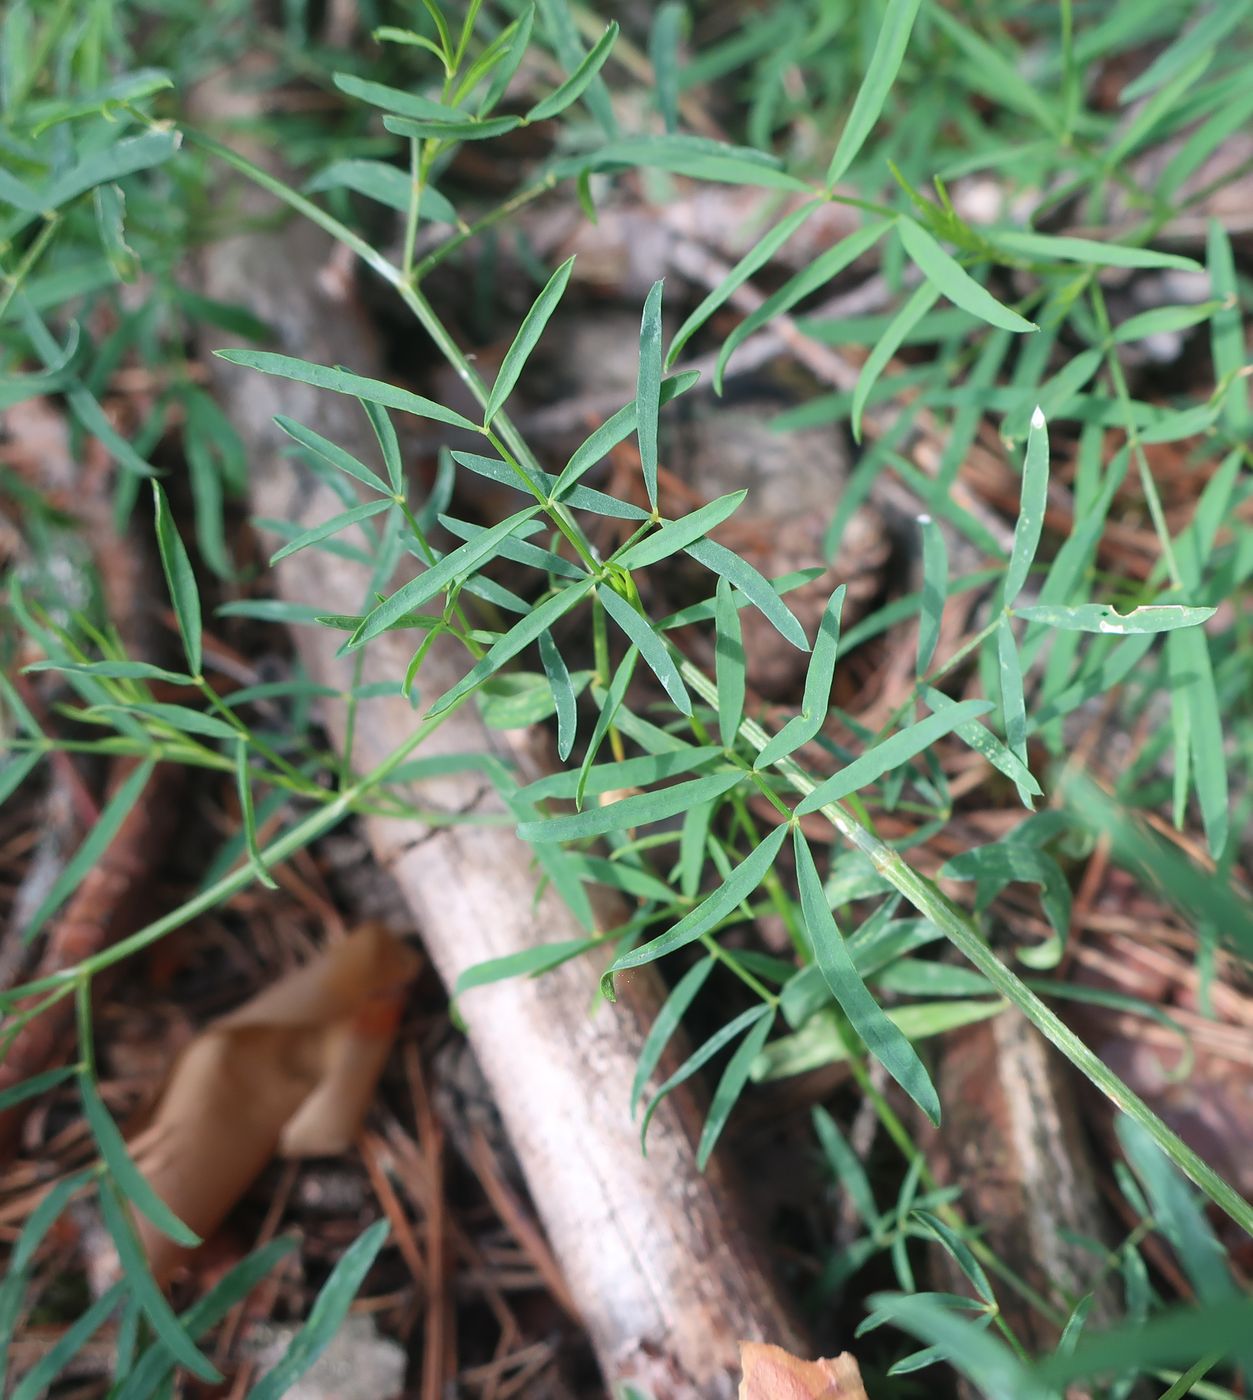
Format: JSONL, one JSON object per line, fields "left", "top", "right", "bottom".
{"left": 427, "top": 579, "right": 595, "bottom": 717}
{"left": 631, "top": 957, "right": 716, "bottom": 1116}
{"left": 1013, "top": 602, "right": 1216, "bottom": 633}
{"left": 269, "top": 499, "right": 391, "bottom": 564}
{"left": 795, "top": 700, "right": 992, "bottom": 815}
{"left": 526, "top": 23, "right": 618, "bottom": 121}
{"left": 80, "top": 1073, "right": 200, "bottom": 1247}
{"left": 603, "top": 824, "right": 788, "bottom": 985}
{"left": 826, "top": 0, "right": 925, "bottom": 186}
{"left": 714, "top": 577, "right": 746, "bottom": 749}
{"left": 331, "top": 72, "right": 458, "bottom": 120}
{"left": 917, "top": 516, "right": 947, "bottom": 676}
{"left": 639, "top": 1004, "right": 771, "bottom": 1150}
{"left": 486, "top": 256, "right": 575, "bottom": 425}
{"left": 246, "top": 1220, "right": 390, "bottom": 1400}
{"left": 10, "top": 1281, "right": 126, "bottom": 1400}
{"left": 794, "top": 829, "right": 940, "bottom": 1123}
{"left": 853, "top": 281, "right": 939, "bottom": 441}
{"left": 555, "top": 370, "right": 699, "bottom": 493}
{"left": 667, "top": 201, "right": 821, "bottom": 365}
{"left": 597, "top": 584, "right": 690, "bottom": 715}
{"left": 1168, "top": 627, "right": 1229, "bottom": 859}
{"left": 1004, "top": 406, "right": 1049, "bottom": 604}
{"left": 521, "top": 769, "right": 742, "bottom": 844}
{"left": 998, "top": 615, "right": 1028, "bottom": 770}
{"left": 152, "top": 481, "right": 202, "bottom": 678}
{"left": 617, "top": 491, "right": 746, "bottom": 570}
{"left": 696, "top": 1011, "right": 775, "bottom": 1168}
{"left": 991, "top": 229, "right": 1201, "bottom": 273}
{"left": 383, "top": 113, "right": 522, "bottom": 141}
{"left": 24, "top": 758, "right": 155, "bottom": 943}
{"left": 97, "top": 1186, "right": 219, "bottom": 1380}
{"left": 235, "top": 741, "right": 278, "bottom": 891}
{"left": 215, "top": 350, "right": 478, "bottom": 432}
{"left": 453, "top": 939, "right": 596, "bottom": 1002}
{"left": 898, "top": 218, "right": 1036, "bottom": 333}
{"left": 349, "top": 505, "right": 538, "bottom": 649}
{"left": 686, "top": 538, "right": 809, "bottom": 649}
{"left": 920, "top": 687, "right": 1041, "bottom": 800}
{"left": 756, "top": 586, "right": 845, "bottom": 768}
{"left": 637, "top": 281, "right": 665, "bottom": 510}
{"left": 538, "top": 629, "right": 577, "bottom": 760}
{"left": 0, "top": 1065, "right": 77, "bottom": 1113}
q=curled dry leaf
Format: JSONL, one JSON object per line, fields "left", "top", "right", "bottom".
{"left": 738, "top": 1342, "right": 869, "bottom": 1400}
{"left": 128, "top": 922, "right": 420, "bottom": 1282}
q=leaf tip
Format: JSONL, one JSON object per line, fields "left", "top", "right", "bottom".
{"left": 1030, "top": 404, "right": 1046, "bottom": 430}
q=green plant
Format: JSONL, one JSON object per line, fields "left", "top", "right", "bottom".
{"left": 2, "top": 0, "right": 1251, "bottom": 1394}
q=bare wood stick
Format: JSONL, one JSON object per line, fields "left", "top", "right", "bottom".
{"left": 190, "top": 71, "right": 804, "bottom": 1396}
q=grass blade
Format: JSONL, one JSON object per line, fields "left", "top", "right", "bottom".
{"left": 152, "top": 482, "right": 202, "bottom": 678}
{"left": 1013, "top": 603, "right": 1216, "bottom": 633}
{"left": 215, "top": 350, "right": 478, "bottom": 432}
{"left": 696, "top": 1011, "right": 775, "bottom": 1168}
{"left": 917, "top": 515, "right": 947, "bottom": 676}
{"left": 616, "top": 491, "right": 746, "bottom": 571}
{"left": 24, "top": 758, "right": 155, "bottom": 943}
{"left": 630, "top": 956, "right": 715, "bottom": 1116}
{"left": 1004, "top": 406, "right": 1049, "bottom": 604}
{"left": 1167, "top": 628, "right": 1229, "bottom": 858}
{"left": 637, "top": 280, "right": 664, "bottom": 510}
{"left": 538, "top": 628, "right": 577, "bottom": 761}
{"left": 853, "top": 281, "right": 939, "bottom": 441}
{"left": 714, "top": 577, "right": 746, "bottom": 749}
{"left": 825, "top": 0, "right": 925, "bottom": 186}
{"left": 526, "top": 23, "right": 618, "bottom": 121}
{"left": 485, "top": 256, "right": 575, "bottom": 426}
{"left": 268, "top": 499, "right": 390, "bottom": 564}
{"left": 686, "top": 538, "right": 809, "bottom": 649}
{"left": 898, "top": 218, "right": 1036, "bottom": 334}
{"left": 247, "top": 1219, "right": 390, "bottom": 1400}
{"left": 603, "top": 824, "right": 789, "bottom": 986}
{"left": 755, "top": 585, "right": 845, "bottom": 769}
{"left": 597, "top": 584, "right": 690, "bottom": 714}
{"left": 795, "top": 700, "right": 992, "bottom": 815}
{"left": 520, "top": 769, "right": 742, "bottom": 843}
{"left": 794, "top": 829, "right": 940, "bottom": 1123}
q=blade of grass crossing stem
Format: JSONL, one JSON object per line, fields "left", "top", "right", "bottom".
{"left": 1167, "top": 627, "right": 1229, "bottom": 858}
{"left": 640, "top": 1004, "right": 771, "bottom": 1152}
{"left": 1207, "top": 219, "right": 1249, "bottom": 431}
{"left": 714, "top": 577, "right": 746, "bottom": 748}
{"left": 917, "top": 516, "right": 947, "bottom": 676}
{"left": 274, "top": 417, "right": 391, "bottom": 496}
{"left": 247, "top": 1219, "right": 390, "bottom": 1400}
{"left": 794, "top": 829, "right": 940, "bottom": 1123}
{"left": 23, "top": 757, "right": 155, "bottom": 943}
{"left": 427, "top": 578, "right": 595, "bottom": 717}
{"left": 80, "top": 1072, "right": 200, "bottom": 1246}
{"left": 755, "top": 585, "right": 845, "bottom": 768}
{"left": 538, "top": 628, "right": 577, "bottom": 760}
{"left": 602, "top": 824, "right": 789, "bottom": 991}
{"left": 98, "top": 1186, "right": 219, "bottom": 1380}
{"left": 485, "top": 256, "right": 575, "bottom": 426}
{"left": 853, "top": 282, "right": 939, "bottom": 440}
{"left": 616, "top": 490, "right": 746, "bottom": 570}
{"left": 897, "top": 217, "right": 1036, "bottom": 334}
{"left": 526, "top": 24, "right": 617, "bottom": 121}
{"left": 630, "top": 956, "right": 716, "bottom": 1116}
{"left": 597, "top": 584, "right": 691, "bottom": 713}
{"left": 667, "top": 201, "right": 821, "bottom": 364}
{"left": 696, "top": 1011, "right": 775, "bottom": 1168}
{"left": 794, "top": 700, "right": 992, "bottom": 814}
{"left": 152, "top": 482, "right": 202, "bottom": 678}
{"left": 1004, "top": 407, "right": 1049, "bottom": 604}
{"left": 521, "top": 769, "right": 742, "bottom": 843}
{"left": 826, "top": 0, "right": 925, "bottom": 186}
{"left": 686, "top": 538, "right": 809, "bottom": 649}
{"left": 235, "top": 740, "right": 278, "bottom": 889}
{"left": 637, "top": 281, "right": 664, "bottom": 510}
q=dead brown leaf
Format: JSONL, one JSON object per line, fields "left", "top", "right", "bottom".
{"left": 738, "top": 1342, "right": 869, "bottom": 1399}
{"left": 128, "top": 922, "right": 420, "bottom": 1282}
